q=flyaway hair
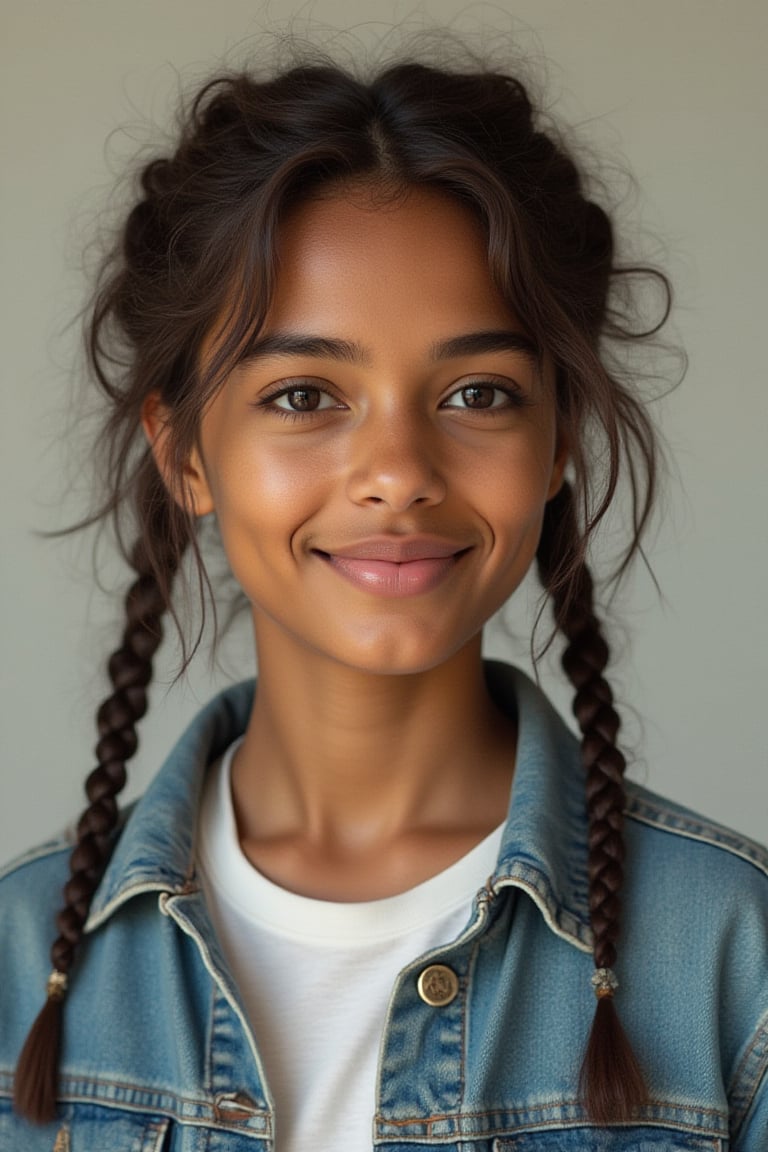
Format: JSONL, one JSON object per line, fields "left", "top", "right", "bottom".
{"left": 14, "top": 54, "right": 667, "bottom": 1124}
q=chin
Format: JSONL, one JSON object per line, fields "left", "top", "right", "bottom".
{"left": 319, "top": 627, "right": 478, "bottom": 679}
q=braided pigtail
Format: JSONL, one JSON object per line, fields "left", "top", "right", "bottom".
{"left": 9, "top": 56, "right": 667, "bottom": 1127}
{"left": 14, "top": 489, "right": 186, "bottom": 1124}
{"left": 537, "top": 483, "right": 647, "bottom": 1124}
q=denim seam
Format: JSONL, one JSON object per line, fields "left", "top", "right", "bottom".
{"left": 491, "top": 1133, "right": 722, "bottom": 1151}
{"left": 0, "top": 1073, "right": 270, "bottom": 1134}
{"left": 163, "top": 893, "right": 274, "bottom": 1119}
{"left": 0, "top": 836, "right": 72, "bottom": 883}
{"left": 492, "top": 873, "right": 592, "bottom": 953}
{"left": 204, "top": 976, "right": 215, "bottom": 1098}
{"left": 84, "top": 880, "right": 184, "bottom": 932}
{"left": 727, "top": 1007, "right": 768, "bottom": 1140}
{"left": 458, "top": 935, "right": 478, "bottom": 1117}
{"left": 145, "top": 1117, "right": 171, "bottom": 1151}
{"left": 373, "top": 1098, "right": 728, "bottom": 1137}
{"left": 625, "top": 803, "right": 768, "bottom": 879}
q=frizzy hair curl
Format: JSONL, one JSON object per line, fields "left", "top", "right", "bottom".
{"left": 15, "top": 55, "right": 670, "bottom": 1125}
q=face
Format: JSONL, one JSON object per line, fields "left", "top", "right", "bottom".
{"left": 177, "top": 187, "right": 566, "bottom": 676}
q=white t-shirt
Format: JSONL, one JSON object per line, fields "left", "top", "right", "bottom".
{"left": 197, "top": 739, "right": 504, "bottom": 1152}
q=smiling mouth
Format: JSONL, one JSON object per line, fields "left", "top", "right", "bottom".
{"left": 313, "top": 547, "right": 472, "bottom": 597}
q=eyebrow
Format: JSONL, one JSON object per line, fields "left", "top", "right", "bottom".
{"left": 239, "top": 332, "right": 368, "bottom": 366}
{"left": 238, "top": 328, "right": 539, "bottom": 367}
{"left": 431, "top": 330, "right": 540, "bottom": 362}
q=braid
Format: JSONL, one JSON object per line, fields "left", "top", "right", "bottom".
{"left": 537, "top": 483, "right": 646, "bottom": 1124}
{"left": 13, "top": 497, "right": 185, "bottom": 1124}
{"left": 10, "top": 56, "right": 667, "bottom": 1129}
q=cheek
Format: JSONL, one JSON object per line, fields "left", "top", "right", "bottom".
{"left": 477, "top": 433, "right": 558, "bottom": 517}
{"left": 203, "top": 437, "right": 328, "bottom": 587}
{"left": 207, "top": 431, "right": 313, "bottom": 516}
{"left": 472, "top": 437, "right": 557, "bottom": 572}
{"left": 242, "top": 455, "right": 307, "bottom": 513}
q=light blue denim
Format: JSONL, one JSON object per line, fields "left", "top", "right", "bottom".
{"left": 1, "top": 663, "right": 766, "bottom": 1150}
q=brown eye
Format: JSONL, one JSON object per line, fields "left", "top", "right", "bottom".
{"left": 442, "top": 380, "right": 528, "bottom": 414}
{"left": 443, "top": 383, "right": 509, "bottom": 411}
{"left": 257, "top": 381, "right": 345, "bottom": 418}
{"left": 281, "top": 387, "right": 321, "bottom": 411}
{"left": 460, "top": 385, "right": 495, "bottom": 409}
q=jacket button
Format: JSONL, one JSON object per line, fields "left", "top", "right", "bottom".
{"left": 417, "top": 964, "right": 459, "bottom": 1006}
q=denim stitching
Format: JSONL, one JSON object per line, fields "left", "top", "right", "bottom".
{"left": 625, "top": 795, "right": 768, "bottom": 879}
{"left": 727, "top": 1007, "right": 768, "bottom": 1140}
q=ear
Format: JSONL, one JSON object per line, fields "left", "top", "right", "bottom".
{"left": 547, "top": 426, "right": 569, "bottom": 501}
{"left": 140, "top": 393, "right": 215, "bottom": 517}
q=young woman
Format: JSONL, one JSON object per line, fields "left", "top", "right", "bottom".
{"left": 1, "top": 54, "right": 766, "bottom": 1151}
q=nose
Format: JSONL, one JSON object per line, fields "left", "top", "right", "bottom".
{"left": 345, "top": 413, "right": 446, "bottom": 512}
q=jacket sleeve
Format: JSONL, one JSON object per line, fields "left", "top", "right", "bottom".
{"left": 732, "top": 1017, "right": 768, "bottom": 1151}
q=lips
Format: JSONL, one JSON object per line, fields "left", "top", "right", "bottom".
{"left": 313, "top": 537, "right": 472, "bottom": 597}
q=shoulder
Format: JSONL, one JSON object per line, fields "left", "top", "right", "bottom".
{"left": 0, "top": 832, "right": 74, "bottom": 907}
{"left": 624, "top": 779, "right": 768, "bottom": 883}
{"left": 619, "top": 784, "right": 768, "bottom": 1133}
{"left": 0, "top": 837, "right": 76, "bottom": 1062}
{"left": 0, "top": 834, "right": 76, "bottom": 958}
{"left": 623, "top": 780, "right": 768, "bottom": 929}
{"left": 621, "top": 781, "right": 768, "bottom": 995}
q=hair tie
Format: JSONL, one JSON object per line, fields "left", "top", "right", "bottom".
{"left": 46, "top": 970, "right": 69, "bottom": 1002}
{"left": 590, "top": 967, "right": 618, "bottom": 999}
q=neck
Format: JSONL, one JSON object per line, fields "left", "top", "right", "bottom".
{"left": 231, "top": 627, "right": 516, "bottom": 870}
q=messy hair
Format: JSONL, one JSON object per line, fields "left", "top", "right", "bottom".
{"left": 16, "top": 55, "right": 669, "bottom": 1126}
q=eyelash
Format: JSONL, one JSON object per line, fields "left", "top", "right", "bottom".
{"left": 254, "top": 379, "right": 529, "bottom": 422}
{"left": 442, "top": 382, "right": 530, "bottom": 414}
{"left": 254, "top": 382, "right": 345, "bottom": 423}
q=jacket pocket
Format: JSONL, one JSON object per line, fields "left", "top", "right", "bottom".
{"left": 494, "top": 1128, "right": 722, "bottom": 1151}
{"left": 0, "top": 1106, "right": 171, "bottom": 1151}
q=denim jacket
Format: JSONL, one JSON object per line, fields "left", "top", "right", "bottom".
{"left": 1, "top": 662, "right": 767, "bottom": 1151}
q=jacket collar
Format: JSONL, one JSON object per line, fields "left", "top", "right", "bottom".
{"left": 86, "top": 662, "right": 591, "bottom": 950}
{"left": 85, "top": 681, "right": 255, "bottom": 930}
{"left": 484, "top": 663, "right": 591, "bottom": 950}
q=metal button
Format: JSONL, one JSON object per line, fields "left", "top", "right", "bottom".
{"left": 417, "top": 963, "right": 459, "bottom": 1006}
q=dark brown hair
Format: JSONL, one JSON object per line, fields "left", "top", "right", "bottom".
{"left": 15, "top": 54, "right": 668, "bottom": 1126}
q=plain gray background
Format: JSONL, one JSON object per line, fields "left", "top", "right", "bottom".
{"left": 2, "top": 0, "right": 766, "bottom": 864}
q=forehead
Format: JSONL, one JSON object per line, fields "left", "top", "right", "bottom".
{"left": 265, "top": 186, "right": 518, "bottom": 335}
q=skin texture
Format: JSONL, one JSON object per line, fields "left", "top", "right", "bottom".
{"left": 145, "top": 186, "right": 566, "bottom": 900}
